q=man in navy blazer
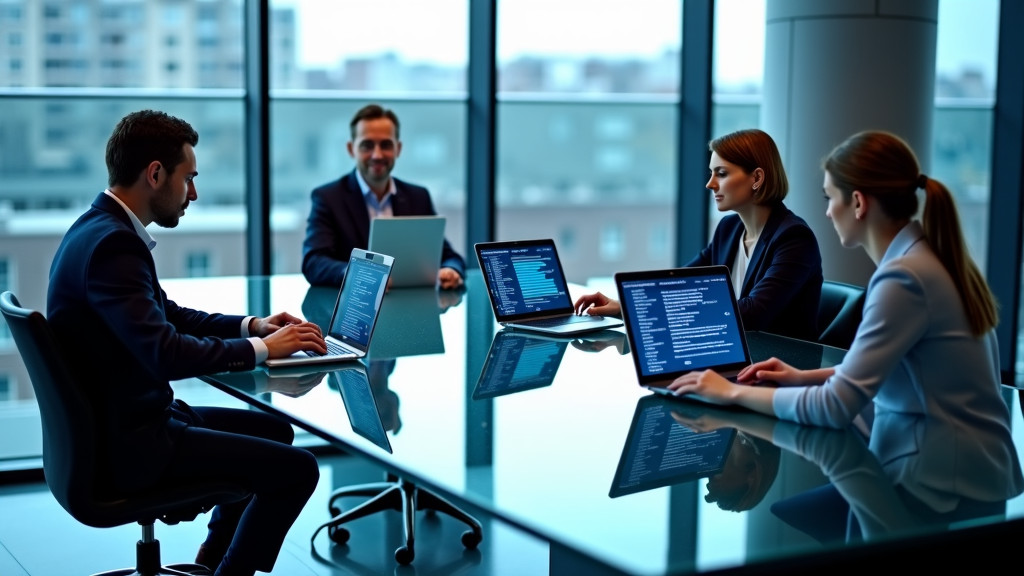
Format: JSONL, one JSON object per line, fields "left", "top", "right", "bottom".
{"left": 301, "top": 103, "right": 466, "bottom": 288}
{"left": 47, "top": 110, "right": 327, "bottom": 576}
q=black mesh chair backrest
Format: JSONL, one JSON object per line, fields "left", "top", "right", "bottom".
{"left": 816, "top": 281, "right": 866, "bottom": 350}
{"left": 0, "top": 291, "right": 108, "bottom": 525}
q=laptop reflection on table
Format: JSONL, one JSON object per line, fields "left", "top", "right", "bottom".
{"left": 609, "top": 394, "right": 736, "bottom": 498}
{"left": 369, "top": 287, "right": 445, "bottom": 359}
{"left": 331, "top": 363, "right": 393, "bottom": 454}
{"left": 472, "top": 330, "right": 570, "bottom": 400}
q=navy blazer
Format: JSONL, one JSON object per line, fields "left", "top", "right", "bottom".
{"left": 47, "top": 192, "right": 256, "bottom": 492}
{"left": 687, "top": 203, "right": 823, "bottom": 340}
{"left": 301, "top": 170, "right": 466, "bottom": 286}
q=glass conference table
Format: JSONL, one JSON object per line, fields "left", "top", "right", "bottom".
{"left": 166, "top": 271, "right": 1024, "bottom": 575}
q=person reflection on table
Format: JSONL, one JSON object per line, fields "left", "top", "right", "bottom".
{"left": 569, "top": 330, "right": 629, "bottom": 355}
{"left": 702, "top": 431, "right": 780, "bottom": 512}
{"left": 367, "top": 359, "right": 402, "bottom": 434}
{"left": 242, "top": 370, "right": 329, "bottom": 398}
{"left": 438, "top": 286, "right": 465, "bottom": 313}
{"left": 666, "top": 131, "right": 1024, "bottom": 516}
{"left": 671, "top": 407, "right": 922, "bottom": 542}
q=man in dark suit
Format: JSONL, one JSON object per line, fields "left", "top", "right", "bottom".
{"left": 301, "top": 103, "right": 466, "bottom": 288}
{"left": 47, "top": 110, "right": 328, "bottom": 576}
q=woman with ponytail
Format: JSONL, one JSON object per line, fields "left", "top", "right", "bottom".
{"left": 667, "top": 130, "right": 1022, "bottom": 518}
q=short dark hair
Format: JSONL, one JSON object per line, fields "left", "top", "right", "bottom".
{"left": 349, "top": 103, "right": 400, "bottom": 140}
{"left": 105, "top": 110, "right": 198, "bottom": 187}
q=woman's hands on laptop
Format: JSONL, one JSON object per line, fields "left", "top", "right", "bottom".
{"left": 254, "top": 312, "right": 327, "bottom": 358}
{"left": 573, "top": 291, "right": 622, "bottom": 317}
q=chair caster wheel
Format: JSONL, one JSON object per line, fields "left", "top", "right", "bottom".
{"left": 395, "top": 545, "right": 414, "bottom": 565}
{"left": 328, "top": 524, "right": 350, "bottom": 545}
{"left": 461, "top": 529, "right": 482, "bottom": 549}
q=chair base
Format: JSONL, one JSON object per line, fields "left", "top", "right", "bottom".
{"left": 312, "top": 474, "right": 483, "bottom": 565}
{"left": 91, "top": 524, "right": 213, "bottom": 576}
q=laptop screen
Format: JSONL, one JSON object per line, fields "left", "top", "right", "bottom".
{"left": 327, "top": 254, "right": 391, "bottom": 351}
{"left": 473, "top": 331, "right": 568, "bottom": 399}
{"left": 616, "top": 266, "right": 750, "bottom": 384}
{"left": 475, "top": 239, "right": 574, "bottom": 320}
{"left": 610, "top": 395, "right": 736, "bottom": 498}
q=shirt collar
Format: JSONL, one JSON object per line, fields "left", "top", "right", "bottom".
{"left": 354, "top": 169, "right": 396, "bottom": 203}
{"left": 103, "top": 189, "right": 157, "bottom": 251}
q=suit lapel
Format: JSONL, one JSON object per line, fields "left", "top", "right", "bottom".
{"left": 722, "top": 222, "right": 743, "bottom": 281}
{"left": 391, "top": 179, "right": 412, "bottom": 216}
{"left": 742, "top": 205, "right": 786, "bottom": 296}
{"left": 342, "top": 171, "right": 372, "bottom": 241}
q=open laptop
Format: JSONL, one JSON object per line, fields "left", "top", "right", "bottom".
{"left": 368, "top": 216, "right": 446, "bottom": 288}
{"left": 472, "top": 330, "right": 569, "bottom": 399}
{"left": 614, "top": 265, "right": 752, "bottom": 398}
{"left": 265, "top": 248, "right": 394, "bottom": 367}
{"left": 475, "top": 238, "right": 623, "bottom": 335}
{"left": 610, "top": 394, "right": 736, "bottom": 498}
{"left": 331, "top": 363, "right": 393, "bottom": 453}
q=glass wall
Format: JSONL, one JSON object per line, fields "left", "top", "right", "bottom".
{"left": 495, "top": 0, "right": 682, "bottom": 283}
{"left": 0, "top": 0, "right": 1016, "bottom": 463}
{"left": 267, "top": 0, "right": 469, "bottom": 274}
{"left": 0, "top": 0, "right": 247, "bottom": 465}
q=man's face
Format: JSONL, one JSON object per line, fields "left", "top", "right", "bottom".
{"left": 150, "top": 143, "right": 197, "bottom": 228}
{"left": 347, "top": 117, "right": 401, "bottom": 190}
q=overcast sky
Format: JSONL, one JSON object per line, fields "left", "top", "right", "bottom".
{"left": 276, "top": 0, "right": 999, "bottom": 87}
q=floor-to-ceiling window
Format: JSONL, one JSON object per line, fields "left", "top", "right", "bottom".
{"left": 0, "top": 0, "right": 1017, "bottom": 466}
{"left": 0, "top": 0, "right": 247, "bottom": 467}
{"left": 495, "top": 0, "right": 681, "bottom": 284}
{"left": 267, "top": 0, "right": 469, "bottom": 275}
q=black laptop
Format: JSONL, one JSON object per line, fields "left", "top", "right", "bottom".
{"left": 614, "top": 265, "right": 752, "bottom": 397}
{"left": 475, "top": 238, "right": 623, "bottom": 335}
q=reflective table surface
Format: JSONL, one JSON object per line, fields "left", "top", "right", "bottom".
{"left": 168, "top": 272, "right": 1024, "bottom": 575}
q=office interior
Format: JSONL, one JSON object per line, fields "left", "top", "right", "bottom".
{"left": 2, "top": 0, "right": 1024, "bottom": 574}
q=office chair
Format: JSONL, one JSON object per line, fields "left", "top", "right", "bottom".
{"left": 0, "top": 291, "right": 249, "bottom": 576}
{"left": 816, "top": 280, "right": 866, "bottom": 349}
{"left": 311, "top": 473, "right": 483, "bottom": 565}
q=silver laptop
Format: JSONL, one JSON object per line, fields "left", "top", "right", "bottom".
{"left": 474, "top": 238, "right": 623, "bottom": 336}
{"left": 614, "top": 265, "right": 752, "bottom": 398}
{"left": 265, "top": 248, "right": 394, "bottom": 367}
{"left": 368, "top": 216, "right": 446, "bottom": 288}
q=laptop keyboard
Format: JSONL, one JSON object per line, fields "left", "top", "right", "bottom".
{"left": 529, "top": 315, "right": 605, "bottom": 328}
{"left": 305, "top": 339, "right": 353, "bottom": 358}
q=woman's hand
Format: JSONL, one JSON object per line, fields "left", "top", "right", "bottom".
{"left": 735, "top": 357, "right": 816, "bottom": 386}
{"left": 665, "top": 369, "right": 736, "bottom": 404}
{"left": 573, "top": 291, "right": 622, "bottom": 317}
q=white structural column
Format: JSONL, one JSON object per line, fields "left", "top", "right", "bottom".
{"left": 761, "top": 0, "right": 938, "bottom": 285}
